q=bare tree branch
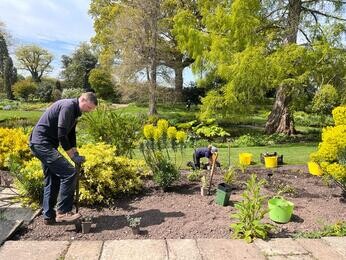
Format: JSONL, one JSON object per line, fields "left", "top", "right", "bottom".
{"left": 304, "top": 8, "right": 346, "bottom": 21}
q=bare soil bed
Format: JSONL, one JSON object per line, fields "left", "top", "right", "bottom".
{"left": 12, "top": 165, "right": 346, "bottom": 241}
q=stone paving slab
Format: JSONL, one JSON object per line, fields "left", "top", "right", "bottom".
{"left": 166, "top": 239, "right": 201, "bottom": 260}
{"left": 65, "top": 240, "right": 103, "bottom": 260}
{"left": 322, "top": 236, "right": 346, "bottom": 258}
{"left": 197, "top": 239, "right": 265, "bottom": 260}
{"left": 254, "top": 238, "right": 308, "bottom": 257}
{"left": 0, "top": 220, "right": 23, "bottom": 245}
{"left": 0, "top": 241, "right": 69, "bottom": 260}
{"left": 297, "top": 238, "right": 345, "bottom": 260}
{"left": 100, "top": 239, "right": 167, "bottom": 260}
{"left": 267, "top": 255, "right": 315, "bottom": 260}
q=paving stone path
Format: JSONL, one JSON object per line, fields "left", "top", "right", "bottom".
{"left": 0, "top": 237, "right": 345, "bottom": 260}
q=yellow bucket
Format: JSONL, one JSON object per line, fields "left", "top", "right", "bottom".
{"left": 264, "top": 156, "right": 277, "bottom": 168}
{"left": 307, "top": 161, "right": 323, "bottom": 176}
{"left": 239, "top": 153, "right": 252, "bottom": 166}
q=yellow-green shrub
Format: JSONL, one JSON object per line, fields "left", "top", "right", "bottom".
{"left": 310, "top": 106, "right": 346, "bottom": 186}
{"left": 0, "top": 127, "right": 31, "bottom": 169}
{"left": 12, "top": 142, "right": 148, "bottom": 208}
{"left": 78, "top": 143, "right": 148, "bottom": 205}
{"left": 13, "top": 157, "right": 44, "bottom": 209}
{"left": 332, "top": 106, "right": 346, "bottom": 126}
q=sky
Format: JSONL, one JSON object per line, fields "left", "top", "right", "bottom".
{"left": 0, "top": 0, "right": 195, "bottom": 84}
{"left": 0, "top": 0, "right": 95, "bottom": 78}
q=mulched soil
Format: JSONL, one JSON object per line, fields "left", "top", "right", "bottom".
{"left": 11, "top": 165, "right": 346, "bottom": 241}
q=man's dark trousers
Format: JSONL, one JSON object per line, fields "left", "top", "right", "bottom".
{"left": 30, "top": 144, "right": 76, "bottom": 220}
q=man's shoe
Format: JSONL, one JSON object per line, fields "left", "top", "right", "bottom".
{"left": 44, "top": 218, "right": 56, "bottom": 225}
{"left": 56, "top": 212, "right": 81, "bottom": 223}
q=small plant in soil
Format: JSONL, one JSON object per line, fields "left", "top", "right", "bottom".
{"left": 126, "top": 216, "right": 142, "bottom": 230}
{"left": 187, "top": 170, "right": 202, "bottom": 182}
{"left": 230, "top": 174, "right": 273, "bottom": 243}
{"left": 293, "top": 220, "right": 346, "bottom": 238}
{"left": 224, "top": 167, "right": 236, "bottom": 186}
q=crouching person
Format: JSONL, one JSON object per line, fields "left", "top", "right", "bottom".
{"left": 192, "top": 145, "right": 218, "bottom": 170}
{"left": 29, "top": 92, "right": 97, "bottom": 225}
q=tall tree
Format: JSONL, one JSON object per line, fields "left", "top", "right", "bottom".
{"left": 0, "top": 29, "right": 15, "bottom": 99}
{"left": 89, "top": 0, "right": 195, "bottom": 108}
{"left": 173, "top": 0, "right": 346, "bottom": 134}
{"left": 15, "top": 44, "right": 53, "bottom": 82}
{"left": 60, "top": 43, "right": 98, "bottom": 90}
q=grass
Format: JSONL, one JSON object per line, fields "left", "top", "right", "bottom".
{"left": 132, "top": 143, "right": 319, "bottom": 169}
{"left": 0, "top": 110, "right": 43, "bottom": 120}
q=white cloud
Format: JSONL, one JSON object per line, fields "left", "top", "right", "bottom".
{"left": 0, "top": 0, "right": 95, "bottom": 77}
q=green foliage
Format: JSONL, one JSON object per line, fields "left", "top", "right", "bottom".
{"left": 60, "top": 43, "right": 97, "bottom": 90}
{"left": 35, "top": 78, "right": 56, "bottom": 102}
{"left": 224, "top": 167, "right": 236, "bottom": 185}
{"left": 187, "top": 170, "right": 202, "bottom": 182}
{"left": 230, "top": 174, "right": 272, "bottom": 243}
{"left": 13, "top": 79, "right": 37, "bottom": 101}
{"left": 15, "top": 44, "right": 53, "bottom": 82}
{"left": 294, "top": 221, "right": 346, "bottom": 239}
{"left": 231, "top": 133, "right": 292, "bottom": 147}
{"left": 126, "top": 215, "right": 141, "bottom": 228}
{"left": 9, "top": 156, "right": 44, "bottom": 209}
{"left": 88, "top": 68, "right": 115, "bottom": 99}
{"left": 61, "top": 88, "right": 83, "bottom": 99}
{"left": 312, "top": 84, "right": 339, "bottom": 115}
{"left": 82, "top": 106, "right": 143, "bottom": 156}
{"left": 193, "top": 121, "right": 230, "bottom": 140}
{"left": 294, "top": 111, "right": 333, "bottom": 127}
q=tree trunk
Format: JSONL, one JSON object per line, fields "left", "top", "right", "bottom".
{"left": 174, "top": 66, "right": 184, "bottom": 102}
{"left": 148, "top": 0, "right": 159, "bottom": 116}
{"left": 265, "top": 85, "right": 296, "bottom": 135}
{"left": 265, "top": 0, "right": 301, "bottom": 134}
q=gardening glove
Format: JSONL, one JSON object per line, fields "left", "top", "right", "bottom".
{"left": 72, "top": 153, "right": 85, "bottom": 165}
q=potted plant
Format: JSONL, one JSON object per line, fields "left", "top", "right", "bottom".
{"left": 200, "top": 175, "right": 208, "bottom": 196}
{"left": 81, "top": 216, "right": 93, "bottom": 234}
{"left": 126, "top": 215, "right": 141, "bottom": 235}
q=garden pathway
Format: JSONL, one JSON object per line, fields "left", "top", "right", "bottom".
{"left": 0, "top": 237, "right": 345, "bottom": 259}
{"left": 0, "top": 185, "right": 40, "bottom": 245}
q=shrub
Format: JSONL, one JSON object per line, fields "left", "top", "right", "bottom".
{"left": 13, "top": 79, "right": 37, "bottom": 101}
{"left": 35, "top": 79, "right": 55, "bottom": 102}
{"left": 88, "top": 68, "right": 115, "bottom": 99}
{"left": 11, "top": 157, "right": 44, "bottom": 209}
{"left": 310, "top": 106, "right": 346, "bottom": 192}
{"left": 312, "top": 84, "right": 339, "bottom": 115}
{"left": 0, "top": 128, "right": 31, "bottom": 169}
{"left": 82, "top": 106, "right": 143, "bottom": 156}
{"left": 61, "top": 88, "right": 83, "bottom": 99}
{"left": 140, "top": 119, "right": 187, "bottom": 190}
{"left": 78, "top": 143, "right": 148, "bottom": 205}
{"left": 230, "top": 174, "right": 272, "bottom": 243}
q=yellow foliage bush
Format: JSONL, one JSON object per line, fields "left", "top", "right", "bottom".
{"left": 13, "top": 142, "right": 148, "bottom": 207}
{"left": 0, "top": 127, "right": 31, "bottom": 169}
{"left": 332, "top": 106, "right": 346, "bottom": 126}
{"left": 78, "top": 143, "right": 148, "bottom": 205}
{"left": 310, "top": 106, "right": 346, "bottom": 185}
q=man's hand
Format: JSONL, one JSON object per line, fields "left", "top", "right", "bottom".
{"left": 72, "top": 153, "right": 85, "bottom": 165}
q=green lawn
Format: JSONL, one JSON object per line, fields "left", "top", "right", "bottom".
{"left": 132, "top": 143, "right": 318, "bottom": 169}
{"left": 0, "top": 110, "right": 43, "bottom": 120}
